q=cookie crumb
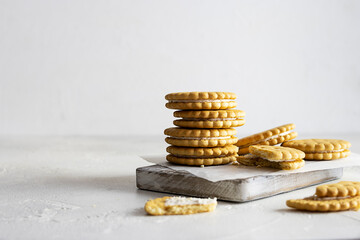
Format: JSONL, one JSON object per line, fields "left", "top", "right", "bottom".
{"left": 200, "top": 165, "right": 204, "bottom": 168}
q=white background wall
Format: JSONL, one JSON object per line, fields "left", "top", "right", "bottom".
{"left": 0, "top": 0, "right": 359, "bottom": 137}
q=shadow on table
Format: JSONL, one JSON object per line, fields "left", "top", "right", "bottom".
{"left": 44, "top": 174, "right": 167, "bottom": 200}
{"left": 44, "top": 174, "right": 142, "bottom": 193}
{"left": 275, "top": 208, "right": 329, "bottom": 215}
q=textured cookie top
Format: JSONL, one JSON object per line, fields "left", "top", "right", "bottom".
{"left": 286, "top": 196, "right": 360, "bottom": 212}
{"left": 236, "top": 123, "right": 296, "bottom": 146}
{"left": 164, "top": 127, "right": 237, "bottom": 137}
{"left": 145, "top": 196, "right": 217, "bottom": 216}
{"left": 316, "top": 181, "right": 360, "bottom": 197}
{"left": 165, "top": 92, "right": 236, "bottom": 100}
{"left": 249, "top": 145, "right": 305, "bottom": 161}
{"left": 282, "top": 139, "right": 351, "bottom": 152}
{"left": 174, "top": 110, "right": 245, "bottom": 119}
{"left": 167, "top": 145, "right": 238, "bottom": 157}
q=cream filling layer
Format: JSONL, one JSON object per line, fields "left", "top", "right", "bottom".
{"left": 305, "top": 196, "right": 352, "bottom": 201}
{"left": 247, "top": 153, "right": 298, "bottom": 162}
{"left": 169, "top": 99, "right": 234, "bottom": 103}
{"left": 170, "top": 136, "right": 232, "bottom": 140}
{"left": 307, "top": 149, "right": 347, "bottom": 154}
{"left": 180, "top": 118, "right": 243, "bottom": 121}
{"left": 165, "top": 196, "right": 217, "bottom": 206}
{"left": 173, "top": 154, "right": 227, "bottom": 158}
{"left": 239, "top": 130, "right": 295, "bottom": 148}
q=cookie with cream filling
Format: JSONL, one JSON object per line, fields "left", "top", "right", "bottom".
{"left": 166, "top": 141, "right": 238, "bottom": 166}
{"left": 173, "top": 109, "right": 246, "bottom": 128}
{"left": 165, "top": 127, "right": 238, "bottom": 147}
{"left": 165, "top": 92, "right": 237, "bottom": 110}
{"left": 166, "top": 154, "right": 237, "bottom": 166}
{"left": 281, "top": 139, "right": 351, "bottom": 160}
{"left": 236, "top": 145, "right": 305, "bottom": 170}
{"left": 286, "top": 181, "right": 360, "bottom": 212}
{"left": 316, "top": 181, "right": 360, "bottom": 198}
{"left": 145, "top": 196, "right": 217, "bottom": 215}
{"left": 167, "top": 145, "right": 238, "bottom": 157}
{"left": 236, "top": 123, "right": 297, "bottom": 155}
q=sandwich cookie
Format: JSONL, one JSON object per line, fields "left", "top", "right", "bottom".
{"left": 286, "top": 181, "right": 360, "bottom": 212}
{"left": 236, "top": 123, "right": 297, "bottom": 155}
{"left": 166, "top": 145, "right": 238, "bottom": 166}
{"left": 281, "top": 139, "right": 351, "bottom": 160}
{"left": 145, "top": 196, "right": 217, "bottom": 216}
{"left": 237, "top": 145, "right": 305, "bottom": 170}
{"left": 165, "top": 92, "right": 237, "bottom": 110}
{"left": 173, "top": 109, "right": 246, "bottom": 128}
{"left": 165, "top": 127, "right": 238, "bottom": 148}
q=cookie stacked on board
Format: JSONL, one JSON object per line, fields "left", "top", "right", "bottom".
{"left": 164, "top": 92, "right": 245, "bottom": 166}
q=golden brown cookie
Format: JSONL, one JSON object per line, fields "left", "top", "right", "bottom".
{"left": 166, "top": 145, "right": 238, "bottom": 157}
{"left": 167, "top": 154, "right": 237, "bottom": 166}
{"left": 145, "top": 196, "right": 217, "bottom": 216}
{"left": 249, "top": 145, "right": 305, "bottom": 161}
{"left": 286, "top": 196, "right": 360, "bottom": 212}
{"left": 281, "top": 139, "right": 351, "bottom": 160}
{"left": 237, "top": 155, "right": 305, "bottom": 170}
{"left": 315, "top": 181, "right": 360, "bottom": 197}
{"left": 164, "top": 127, "right": 238, "bottom": 147}
{"left": 236, "top": 123, "right": 297, "bottom": 155}
{"left": 236, "top": 145, "right": 305, "bottom": 170}
{"left": 286, "top": 181, "right": 360, "bottom": 212}
{"left": 173, "top": 110, "right": 246, "bottom": 128}
{"left": 165, "top": 92, "right": 237, "bottom": 110}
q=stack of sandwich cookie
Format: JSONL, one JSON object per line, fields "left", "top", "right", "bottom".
{"left": 287, "top": 181, "right": 360, "bottom": 212}
{"left": 281, "top": 139, "right": 351, "bottom": 160}
{"left": 165, "top": 92, "right": 245, "bottom": 166}
{"left": 235, "top": 123, "right": 297, "bottom": 155}
{"left": 237, "top": 145, "right": 305, "bottom": 170}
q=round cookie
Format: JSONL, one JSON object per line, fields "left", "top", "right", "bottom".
{"left": 145, "top": 196, "right": 217, "bottom": 216}
{"left": 165, "top": 92, "right": 237, "bottom": 110}
{"left": 166, "top": 145, "right": 238, "bottom": 166}
{"left": 173, "top": 110, "right": 246, "bottom": 128}
{"left": 164, "top": 127, "right": 238, "bottom": 147}
{"left": 281, "top": 139, "right": 351, "bottom": 160}
{"left": 236, "top": 145, "right": 305, "bottom": 170}
{"left": 315, "top": 181, "right": 360, "bottom": 198}
{"left": 286, "top": 181, "right": 360, "bottom": 212}
{"left": 166, "top": 154, "right": 237, "bottom": 166}
{"left": 286, "top": 196, "right": 360, "bottom": 212}
{"left": 249, "top": 145, "right": 305, "bottom": 161}
{"left": 237, "top": 155, "right": 305, "bottom": 170}
{"left": 166, "top": 145, "right": 238, "bottom": 157}
{"left": 236, "top": 123, "right": 297, "bottom": 155}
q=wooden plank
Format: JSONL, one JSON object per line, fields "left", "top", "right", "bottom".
{"left": 136, "top": 165, "right": 343, "bottom": 202}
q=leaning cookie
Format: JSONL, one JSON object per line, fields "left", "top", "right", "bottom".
{"left": 237, "top": 145, "right": 305, "bottom": 170}
{"left": 145, "top": 196, "right": 217, "bottom": 216}
{"left": 164, "top": 127, "right": 238, "bottom": 147}
{"left": 286, "top": 181, "right": 360, "bottom": 212}
{"left": 173, "top": 110, "right": 246, "bottom": 128}
{"left": 281, "top": 139, "right": 351, "bottom": 160}
{"left": 165, "top": 92, "right": 237, "bottom": 110}
{"left": 236, "top": 123, "right": 297, "bottom": 155}
{"left": 315, "top": 181, "right": 360, "bottom": 198}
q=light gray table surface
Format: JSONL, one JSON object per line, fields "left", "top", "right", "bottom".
{"left": 0, "top": 134, "right": 359, "bottom": 240}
